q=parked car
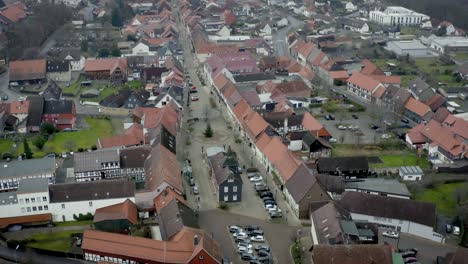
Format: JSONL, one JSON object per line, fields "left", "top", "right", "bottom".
{"left": 329, "top": 137, "right": 337, "bottom": 143}
{"left": 250, "top": 235, "right": 265, "bottom": 242}
{"left": 383, "top": 120, "right": 393, "bottom": 126}
{"left": 381, "top": 134, "right": 392, "bottom": 139}
{"left": 352, "top": 114, "right": 359, "bottom": 119}
{"left": 240, "top": 253, "right": 256, "bottom": 261}
{"left": 235, "top": 237, "right": 251, "bottom": 243}
{"left": 446, "top": 224, "right": 453, "bottom": 233}
{"left": 254, "top": 182, "right": 266, "bottom": 187}
{"left": 189, "top": 178, "right": 195, "bottom": 186}
{"left": 191, "top": 95, "right": 199, "bottom": 101}
{"left": 403, "top": 257, "right": 418, "bottom": 263}
{"left": 400, "top": 251, "right": 416, "bottom": 258}
{"left": 348, "top": 124, "right": 358, "bottom": 130}
{"left": 269, "top": 211, "right": 282, "bottom": 218}
{"left": 265, "top": 204, "right": 277, "bottom": 210}
{"left": 266, "top": 208, "right": 282, "bottom": 214}
{"left": 254, "top": 245, "right": 270, "bottom": 252}
{"left": 262, "top": 197, "right": 274, "bottom": 203}
{"left": 399, "top": 248, "right": 418, "bottom": 255}
{"left": 192, "top": 185, "right": 199, "bottom": 195}
{"left": 233, "top": 232, "right": 248, "bottom": 239}
{"left": 250, "top": 176, "right": 263, "bottom": 182}
{"left": 329, "top": 115, "right": 335, "bottom": 120}
{"left": 259, "top": 191, "right": 273, "bottom": 198}
{"left": 189, "top": 89, "right": 198, "bottom": 94}
{"left": 382, "top": 230, "right": 399, "bottom": 239}
{"left": 338, "top": 125, "right": 347, "bottom": 130}
{"left": 244, "top": 225, "right": 260, "bottom": 232}
{"left": 1, "top": 95, "right": 8, "bottom": 101}
{"left": 454, "top": 226, "right": 460, "bottom": 235}
{"left": 258, "top": 256, "right": 272, "bottom": 263}
{"left": 257, "top": 250, "right": 271, "bottom": 257}
{"left": 45, "top": 153, "right": 56, "bottom": 158}
{"left": 249, "top": 260, "right": 261, "bottom": 264}
{"left": 237, "top": 246, "right": 253, "bottom": 254}
{"left": 401, "top": 118, "right": 409, "bottom": 124}
{"left": 248, "top": 230, "right": 264, "bottom": 237}
{"left": 229, "top": 225, "right": 242, "bottom": 233}
{"left": 371, "top": 125, "right": 379, "bottom": 130}
{"left": 256, "top": 186, "right": 269, "bottom": 193}
{"left": 263, "top": 200, "right": 276, "bottom": 206}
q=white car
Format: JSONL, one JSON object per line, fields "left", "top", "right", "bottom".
{"left": 237, "top": 242, "right": 252, "bottom": 249}
{"left": 348, "top": 125, "right": 358, "bottom": 130}
{"left": 381, "top": 134, "right": 392, "bottom": 139}
{"left": 329, "top": 137, "right": 337, "bottom": 143}
{"left": 338, "top": 125, "right": 347, "bottom": 130}
{"left": 265, "top": 204, "right": 277, "bottom": 210}
{"left": 267, "top": 208, "right": 282, "bottom": 214}
{"left": 250, "top": 235, "right": 265, "bottom": 242}
{"left": 382, "top": 230, "right": 399, "bottom": 239}
{"left": 250, "top": 176, "right": 263, "bottom": 182}
{"left": 234, "top": 232, "right": 248, "bottom": 239}
{"left": 229, "top": 225, "right": 242, "bottom": 233}
{"left": 237, "top": 246, "right": 253, "bottom": 254}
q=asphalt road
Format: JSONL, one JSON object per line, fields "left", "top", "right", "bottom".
{"left": 272, "top": 15, "right": 303, "bottom": 56}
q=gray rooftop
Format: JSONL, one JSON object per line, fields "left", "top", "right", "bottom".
{"left": 0, "top": 158, "right": 56, "bottom": 179}
{"left": 388, "top": 40, "right": 427, "bottom": 50}
{"left": 73, "top": 149, "right": 120, "bottom": 173}
{"left": 345, "top": 178, "right": 411, "bottom": 197}
{"left": 17, "top": 178, "right": 50, "bottom": 194}
{"left": 399, "top": 166, "right": 423, "bottom": 175}
{"left": 340, "top": 220, "right": 359, "bottom": 236}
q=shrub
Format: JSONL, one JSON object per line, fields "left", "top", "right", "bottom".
{"left": 235, "top": 138, "right": 242, "bottom": 144}
{"left": 78, "top": 148, "right": 84, "bottom": 152}
{"left": 73, "top": 213, "right": 93, "bottom": 221}
{"left": 218, "top": 202, "right": 228, "bottom": 210}
{"left": 246, "top": 168, "right": 258, "bottom": 173}
{"left": 204, "top": 123, "right": 213, "bottom": 138}
{"left": 91, "top": 145, "right": 97, "bottom": 150}
{"left": 23, "top": 139, "right": 33, "bottom": 159}
{"left": 33, "top": 135, "right": 47, "bottom": 150}
{"left": 41, "top": 123, "right": 56, "bottom": 135}
{"left": 2, "top": 153, "right": 13, "bottom": 160}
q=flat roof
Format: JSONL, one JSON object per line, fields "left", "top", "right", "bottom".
{"left": 17, "top": 178, "right": 50, "bottom": 194}
{"left": 345, "top": 178, "right": 411, "bottom": 197}
{"left": 0, "top": 158, "right": 56, "bottom": 179}
{"left": 432, "top": 37, "right": 468, "bottom": 47}
{"left": 388, "top": 40, "right": 427, "bottom": 50}
{"left": 399, "top": 166, "right": 423, "bottom": 175}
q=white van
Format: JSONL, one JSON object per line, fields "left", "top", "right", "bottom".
{"left": 453, "top": 226, "right": 460, "bottom": 236}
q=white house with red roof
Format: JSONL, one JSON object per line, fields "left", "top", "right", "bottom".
{"left": 346, "top": 72, "right": 386, "bottom": 101}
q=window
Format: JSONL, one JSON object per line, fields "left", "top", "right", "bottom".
{"left": 224, "top": 195, "right": 228, "bottom": 201}
{"left": 19, "top": 199, "right": 23, "bottom": 204}
{"left": 32, "top": 206, "right": 37, "bottom": 211}
{"left": 233, "top": 194, "right": 238, "bottom": 201}
{"left": 89, "top": 201, "right": 93, "bottom": 207}
{"left": 44, "top": 205, "right": 48, "bottom": 210}
{"left": 21, "top": 207, "right": 25, "bottom": 213}
{"left": 42, "top": 197, "right": 47, "bottom": 202}
{"left": 25, "top": 198, "right": 29, "bottom": 203}
{"left": 233, "top": 186, "right": 237, "bottom": 192}
{"left": 224, "top": 186, "right": 229, "bottom": 192}
{"left": 38, "top": 206, "right": 43, "bottom": 211}
{"left": 31, "top": 198, "right": 35, "bottom": 203}
{"left": 61, "top": 204, "right": 65, "bottom": 209}
{"left": 36, "top": 197, "right": 41, "bottom": 203}
{"left": 27, "top": 207, "right": 31, "bottom": 212}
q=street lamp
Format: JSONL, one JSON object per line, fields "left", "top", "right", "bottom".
{"left": 14, "top": 244, "right": 19, "bottom": 263}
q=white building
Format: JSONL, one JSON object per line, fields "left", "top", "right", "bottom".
{"left": 386, "top": 40, "right": 434, "bottom": 58}
{"left": 341, "top": 192, "right": 444, "bottom": 243}
{"left": 399, "top": 166, "right": 423, "bottom": 181}
{"left": 0, "top": 158, "right": 56, "bottom": 192}
{"left": 369, "top": 6, "right": 429, "bottom": 26}
{"left": 345, "top": 2, "right": 357, "bottom": 12}
{"left": 429, "top": 37, "right": 468, "bottom": 54}
{"left": 0, "top": 178, "right": 136, "bottom": 223}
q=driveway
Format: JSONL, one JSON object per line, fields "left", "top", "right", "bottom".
{"left": 198, "top": 210, "right": 308, "bottom": 264}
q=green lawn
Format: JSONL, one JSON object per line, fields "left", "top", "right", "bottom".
{"left": 370, "top": 154, "right": 430, "bottom": 169}
{"left": 54, "top": 220, "right": 93, "bottom": 227}
{"left": 452, "top": 52, "right": 468, "bottom": 61}
{"left": 415, "top": 182, "right": 466, "bottom": 217}
{"left": 27, "top": 230, "right": 82, "bottom": 252}
{"left": 62, "top": 77, "right": 83, "bottom": 95}
{"left": 16, "top": 117, "right": 113, "bottom": 158}
{"left": 0, "top": 139, "right": 14, "bottom": 155}
{"left": 400, "top": 27, "right": 420, "bottom": 35}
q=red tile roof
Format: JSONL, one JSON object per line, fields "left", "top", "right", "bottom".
{"left": 94, "top": 199, "right": 138, "bottom": 225}
{"left": 98, "top": 123, "right": 144, "bottom": 149}
{"left": 245, "top": 112, "right": 270, "bottom": 140}
{"left": 361, "top": 59, "right": 384, "bottom": 76}
{"left": 0, "top": 213, "right": 51, "bottom": 228}
{"left": 405, "top": 98, "right": 431, "bottom": 117}
{"left": 154, "top": 187, "right": 187, "bottom": 212}
{"left": 145, "top": 144, "right": 182, "bottom": 193}
{"left": 84, "top": 58, "right": 128, "bottom": 74}
{"left": 9, "top": 100, "right": 29, "bottom": 114}
{"left": 298, "top": 66, "right": 316, "bottom": 81}
{"left": 263, "top": 137, "right": 302, "bottom": 182}
{"left": 9, "top": 59, "right": 46, "bottom": 81}
{"left": 329, "top": 71, "right": 349, "bottom": 80}
{"left": 298, "top": 42, "right": 317, "bottom": 58}
{"left": 302, "top": 112, "right": 331, "bottom": 137}
{"left": 347, "top": 72, "right": 382, "bottom": 93}
{"left": 0, "top": 2, "right": 26, "bottom": 23}
{"left": 370, "top": 75, "right": 401, "bottom": 85}
{"left": 82, "top": 227, "right": 222, "bottom": 264}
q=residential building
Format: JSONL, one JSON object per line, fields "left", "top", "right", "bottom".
{"left": 208, "top": 151, "right": 243, "bottom": 203}
{"left": 386, "top": 40, "right": 433, "bottom": 58}
{"left": 157, "top": 192, "right": 198, "bottom": 240}
{"left": 84, "top": 58, "right": 128, "bottom": 84}
{"left": 73, "top": 149, "right": 121, "bottom": 182}
{"left": 317, "top": 156, "right": 369, "bottom": 177}
{"left": 347, "top": 72, "right": 385, "bottom": 102}
{"left": 340, "top": 192, "right": 443, "bottom": 242}
{"left": 340, "top": 18, "right": 369, "bottom": 34}
{"left": 42, "top": 81, "right": 62, "bottom": 101}
{"left": 93, "top": 199, "right": 138, "bottom": 233}
{"left": 60, "top": 49, "right": 85, "bottom": 72}
{"left": 119, "top": 146, "right": 152, "bottom": 183}
{"left": 284, "top": 164, "right": 330, "bottom": 218}
{"left": 26, "top": 96, "right": 44, "bottom": 132}
{"left": 46, "top": 60, "right": 71, "bottom": 82}
{"left": 311, "top": 244, "right": 394, "bottom": 264}
{"left": 369, "top": 6, "right": 428, "bottom": 26}
{"left": 42, "top": 99, "right": 76, "bottom": 130}
{"left": 344, "top": 178, "right": 411, "bottom": 199}
{"left": 9, "top": 59, "right": 46, "bottom": 84}
{"left": 403, "top": 97, "right": 433, "bottom": 124}
{"left": 124, "top": 90, "right": 150, "bottom": 109}
{"left": 82, "top": 227, "right": 222, "bottom": 264}
{"left": 0, "top": 158, "right": 56, "bottom": 191}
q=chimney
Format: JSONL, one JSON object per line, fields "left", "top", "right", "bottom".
{"left": 284, "top": 116, "right": 288, "bottom": 134}
{"left": 194, "top": 235, "right": 199, "bottom": 246}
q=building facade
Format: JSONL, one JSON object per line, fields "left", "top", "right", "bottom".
{"left": 369, "top": 6, "right": 428, "bottom": 26}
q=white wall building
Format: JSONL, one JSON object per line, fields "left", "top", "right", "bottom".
{"left": 0, "top": 179, "right": 136, "bottom": 223}
{"left": 399, "top": 166, "right": 423, "bottom": 181}
{"left": 429, "top": 37, "right": 468, "bottom": 54}
{"left": 369, "top": 6, "right": 429, "bottom": 26}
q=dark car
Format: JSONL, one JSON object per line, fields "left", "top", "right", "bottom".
{"left": 256, "top": 186, "right": 269, "bottom": 193}
{"left": 262, "top": 197, "right": 274, "bottom": 203}
{"left": 401, "top": 118, "right": 409, "bottom": 124}
{"left": 235, "top": 237, "right": 251, "bottom": 243}
{"left": 264, "top": 199, "right": 276, "bottom": 205}
{"left": 352, "top": 114, "right": 359, "bottom": 119}
{"left": 269, "top": 212, "right": 282, "bottom": 218}
{"left": 371, "top": 125, "right": 379, "bottom": 130}
{"left": 258, "top": 256, "right": 272, "bottom": 263}
{"left": 244, "top": 225, "right": 260, "bottom": 232}
{"left": 399, "top": 248, "right": 418, "bottom": 255}
{"left": 240, "top": 253, "right": 256, "bottom": 261}
{"left": 1, "top": 95, "right": 8, "bottom": 101}
{"left": 257, "top": 250, "right": 271, "bottom": 257}
{"left": 446, "top": 224, "right": 453, "bottom": 233}
{"left": 248, "top": 230, "right": 264, "bottom": 237}
{"left": 259, "top": 191, "right": 273, "bottom": 198}
{"left": 255, "top": 245, "right": 271, "bottom": 252}
{"left": 329, "top": 115, "right": 335, "bottom": 120}
{"left": 400, "top": 251, "right": 416, "bottom": 258}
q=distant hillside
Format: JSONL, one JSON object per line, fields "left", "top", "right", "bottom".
{"left": 387, "top": 0, "right": 468, "bottom": 30}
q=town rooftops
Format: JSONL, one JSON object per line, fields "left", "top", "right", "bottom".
{"left": 94, "top": 199, "right": 138, "bottom": 225}
{"left": 158, "top": 197, "right": 198, "bottom": 240}
{"left": 310, "top": 202, "right": 346, "bottom": 245}
{"left": 340, "top": 191, "right": 436, "bottom": 227}
{"left": 120, "top": 145, "right": 152, "bottom": 169}
{"left": 311, "top": 244, "right": 393, "bottom": 264}
{"left": 0, "top": 158, "right": 56, "bottom": 179}
{"left": 49, "top": 180, "right": 135, "bottom": 203}
{"left": 9, "top": 100, "right": 29, "bottom": 114}
{"left": 345, "top": 178, "right": 411, "bottom": 197}
{"left": 233, "top": 72, "right": 276, "bottom": 83}
{"left": 73, "top": 148, "right": 120, "bottom": 173}
{"left": 46, "top": 60, "right": 70, "bottom": 73}
{"left": 84, "top": 58, "right": 128, "bottom": 73}
{"left": 82, "top": 228, "right": 222, "bottom": 264}
{"left": 9, "top": 59, "right": 46, "bottom": 81}
{"left": 285, "top": 164, "right": 318, "bottom": 204}
{"left": 144, "top": 143, "right": 182, "bottom": 193}
{"left": 347, "top": 72, "right": 382, "bottom": 93}
{"left": 405, "top": 97, "right": 432, "bottom": 117}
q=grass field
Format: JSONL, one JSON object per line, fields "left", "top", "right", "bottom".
{"left": 16, "top": 117, "right": 113, "bottom": 158}
{"left": 415, "top": 182, "right": 466, "bottom": 217}
{"left": 452, "top": 52, "right": 468, "bottom": 61}
{"left": 27, "top": 230, "right": 82, "bottom": 252}
{"left": 370, "top": 154, "right": 430, "bottom": 169}
{"left": 0, "top": 139, "right": 14, "bottom": 155}
{"left": 62, "top": 77, "right": 83, "bottom": 95}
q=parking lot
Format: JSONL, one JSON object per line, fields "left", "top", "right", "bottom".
{"left": 228, "top": 224, "right": 273, "bottom": 263}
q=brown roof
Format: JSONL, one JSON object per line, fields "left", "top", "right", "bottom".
{"left": 119, "top": 145, "right": 151, "bottom": 168}
{"left": 347, "top": 72, "right": 382, "bottom": 93}
{"left": 263, "top": 137, "right": 302, "bottom": 182}
{"left": 404, "top": 97, "right": 431, "bottom": 117}
{"left": 94, "top": 199, "right": 138, "bottom": 225}
{"left": 9, "top": 59, "right": 46, "bottom": 81}
{"left": 302, "top": 112, "right": 330, "bottom": 137}
{"left": 9, "top": 100, "right": 29, "bottom": 114}
{"left": 145, "top": 144, "right": 182, "bottom": 193}
{"left": 370, "top": 74, "right": 401, "bottom": 85}
{"left": 84, "top": 58, "right": 128, "bottom": 74}
{"left": 285, "top": 164, "right": 319, "bottom": 203}
{"left": 245, "top": 111, "right": 269, "bottom": 140}
{"left": 49, "top": 180, "right": 135, "bottom": 203}
{"left": 154, "top": 187, "right": 186, "bottom": 212}
{"left": 360, "top": 59, "right": 384, "bottom": 76}
{"left": 340, "top": 191, "right": 436, "bottom": 227}
{"left": 213, "top": 73, "right": 229, "bottom": 91}
{"left": 0, "top": 213, "right": 52, "bottom": 229}
{"left": 0, "top": 2, "right": 26, "bottom": 23}
{"left": 98, "top": 124, "right": 144, "bottom": 149}
{"left": 143, "top": 104, "right": 179, "bottom": 136}
{"left": 329, "top": 71, "right": 349, "bottom": 80}
{"left": 445, "top": 247, "right": 468, "bottom": 264}
{"left": 82, "top": 227, "right": 221, "bottom": 264}
{"left": 274, "top": 80, "right": 310, "bottom": 97}
{"left": 311, "top": 244, "right": 393, "bottom": 264}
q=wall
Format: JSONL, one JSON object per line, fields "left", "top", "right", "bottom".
{"left": 350, "top": 212, "right": 443, "bottom": 243}
{"left": 49, "top": 197, "right": 135, "bottom": 222}
{"left": 0, "top": 191, "right": 50, "bottom": 218}
{"left": 288, "top": 140, "right": 303, "bottom": 151}
{"left": 47, "top": 70, "right": 72, "bottom": 82}
{"left": 99, "top": 106, "right": 132, "bottom": 116}
{"left": 0, "top": 174, "right": 54, "bottom": 192}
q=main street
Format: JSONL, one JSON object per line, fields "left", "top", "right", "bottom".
{"left": 272, "top": 14, "right": 303, "bottom": 56}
